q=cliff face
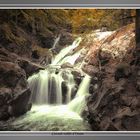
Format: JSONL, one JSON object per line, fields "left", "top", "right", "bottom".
{"left": 0, "top": 47, "right": 45, "bottom": 121}
{"left": 0, "top": 16, "right": 139, "bottom": 131}
{"left": 0, "top": 13, "right": 74, "bottom": 122}
{"left": 82, "top": 24, "right": 140, "bottom": 131}
{"left": 0, "top": 27, "right": 73, "bottom": 122}
{"left": 0, "top": 49, "right": 30, "bottom": 120}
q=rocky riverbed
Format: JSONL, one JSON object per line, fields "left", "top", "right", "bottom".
{"left": 0, "top": 23, "right": 139, "bottom": 131}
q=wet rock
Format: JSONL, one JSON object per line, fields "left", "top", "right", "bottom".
{"left": 62, "top": 81, "right": 68, "bottom": 103}
{"left": 31, "top": 50, "right": 40, "bottom": 59}
{"left": 48, "top": 77, "right": 57, "bottom": 104}
{"left": 93, "top": 84, "right": 98, "bottom": 90}
{"left": 0, "top": 61, "right": 26, "bottom": 88}
{"left": 91, "top": 77, "right": 98, "bottom": 85}
{"left": 89, "top": 85, "right": 94, "bottom": 94}
{"left": 136, "top": 80, "right": 140, "bottom": 91}
{"left": 71, "top": 70, "right": 81, "bottom": 78}
{"left": 75, "top": 53, "right": 85, "bottom": 64}
{"left": 71, "top": 86, "right": 78, "bottom": 99}
{"left": 114, "top": 63, "right": 131, "bottom": 81}
{"left": 59, "top": 32, "right": 74, "bottom": 46}
{"left": 18, "top": 59, "right": 44, "bottom": 78}
{"left": 0, "top": 60, "right": 31, "bottom": 120}
{"left": 61, "top": 62, "right": 73, "bottom": 69}
{"left": 82, "top": 65, "right": 99, "bottom": 76}
{"left": 74, "top": 76, "right": 82, "bottom": 85}
{"left": 38, "top": 34, "right": 54, "bottom": 49}
{"left": 0, "top": 105, "right": 10, "bottom": 120}
{"left": 85, "top": 24, "right": 140, "bottom": 131}
{"left": 121, "top": 114, "right": 140, "bottom": 131}
{"left": 99, "top": 50, "right": 111, "bottom": 66}
{"left": 0, "top": 88, "right": 12, "bottom": 106}
{"left": 54, "top": 32, "right": 74, "bottom": 53}
{"left": 8, "top": 89, "right": 31, "bottom": 117}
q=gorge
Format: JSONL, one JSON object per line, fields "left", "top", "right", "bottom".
{"left": 5, "top": 37, "right": 92, "bottom": 131}
{"left": 0, "top": 9, "right": 140, "bottom": 131}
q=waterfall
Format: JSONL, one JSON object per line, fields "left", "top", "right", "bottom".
{"left": 28, "top": 68, "right": 76, "bottom": 105}
{"left": 68, "top": 74, "right": 91, "bottom": 115}
{"left": 28, "top": 70, "right": 91, "bottom": 113}
{"left": 57, "top": 49, "right": 82, "bottom": 65}
{"left": 9, "top": 31, "right": 115, "bottom": 131}
{"left": 51, "top": 37, "right": 82, "bottom": 65}
{"left": 51, "top": 34, "right": 61, "bottom": 50}
{"left": 27, "top": 37, "right": 91, "bottom": 115}
{"left": 16, "top": 72, "right": 91, "bottom": 131}
{"left": 10, "top": 37, "right": 91, "bottom": 131}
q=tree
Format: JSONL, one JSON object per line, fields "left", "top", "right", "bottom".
{"left": 136, "top": 9, "right": 140, "bottom": 44}
{"left": 135, "top": 9, "right": 140, "bottom": 64}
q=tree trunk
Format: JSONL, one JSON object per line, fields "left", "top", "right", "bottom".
{"left": 136, "top": 9, "right": 140, "bottom": 44}
{"left": 134, "top": 9, "right": 140, "bottom": 65}
{"left": 121, "top": 9, "right": 133, "bottom": 26}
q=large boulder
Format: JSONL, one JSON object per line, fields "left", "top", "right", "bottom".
{"left": 18, "top": 59, "right": 45, "bottom": 78}
{"left": 8, "top": 88, "right": 32, "bottom": 117}
{"left": 0, "top": 61, "right": 31, "bottom": 120}
{"left": 87, "top": 69, "right": 140, "bottom": 131}
{"left": 0, "top": 47, "right": 44, "bottom": 78}
{"left": 85, "top": 24, "right": 140, "bottom": 131}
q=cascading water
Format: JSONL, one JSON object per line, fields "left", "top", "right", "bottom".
{"left": 51, "top": 34, "right": 61, "bottom": 50}
{"left": 68, "top": 74, "right": 91, "bottom": 115}
{"left": 9, "top": 37, "right": 91, "bottom": 131}
{"left": 51, "top": 37, "right": 82, "bottom": 65}
{"left": 28, "top": 68, "right": 76, "bottom": 105}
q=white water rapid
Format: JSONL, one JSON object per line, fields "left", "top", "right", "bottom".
{"left": 51, "top": 34, "right": 61, "bottom": 50}
{"left": 10, "top": 37, "right": 91, "bottom": 131}
{"left": 28, "top": 68, "right": 76, "bottom": 105}
{"left": 52, "top": 37, "right": 82, "bottom": 65}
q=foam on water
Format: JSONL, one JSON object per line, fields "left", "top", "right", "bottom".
{"left": 9, "top": 36, "right": 97, "bottom": 131}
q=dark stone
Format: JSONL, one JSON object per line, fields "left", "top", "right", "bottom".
{"left": 38, "top": 34, "right": 54, "bottom": 49}
{"left": 74, "top": 76, "right": 82, "bottom": 85}
{"left": 89, "top": 85, "right": 94, "bottom": 94}
{"left": 0, "top": 59, "right": 32, "bottom": 120}
{"left": 0, "top": 61, "right": 26, "bottom": 88}
{"left": 121, "top": 115, "right": 140, "bottom": 131}
{"left": 62, "top": 81, "right": 68, "bottom": 104}
{"left": 136, "top": 79, "right": 140, "bottom": 91}
{"left": 59, "top": 32, "right": 74, "bottom": 46}
{"left": 0, "top": 88, "right": 12, "bottom": 106}
{"left": 48, "top": 77, "right": 57, "bottom": 104}
{"left": 18, "top": 59, "right": 44, "bottom": 78}
{"left": 61, "top": 63, "right": 73, "bottom": 69}
{"left": 115, "top": 64, "right": 131, "bottom": 81}
{"left": 71, "top": 70, "right": 81, "bottom": 78}
{"left": 82, "top": 65, "right": 99, "bottom": 76}
{"left": 71, "top": 86, "right": 78, "bottom": 99}
{"left": 32, "top": 50, "right": 40, "bottom": 59}
{"left": 0, "top": 105, "right": 10, "bottom": 120}
{"left": 8, "top": 89, "right": 31, "bottom": 117}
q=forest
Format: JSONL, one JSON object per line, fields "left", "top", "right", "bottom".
{"left": 0, "top": 9, "right": 139, "bottom": 131}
